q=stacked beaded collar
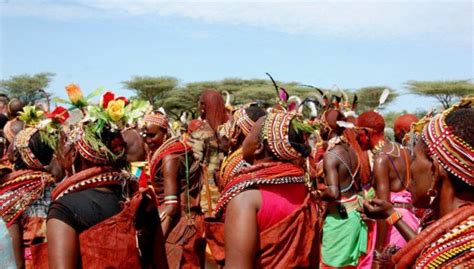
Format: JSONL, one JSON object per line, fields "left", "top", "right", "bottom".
{"left": 14, "top": 128, "right": 44, "bottom": 169}
{"left": 52, "top": 166, "right": 125, "bottom": 201}
{"left": 144, "top": 112, "right": 168, "bottom": 130}
{"left": 422, "top": 101, "right": 474, "bottom": 186}
{"left": 261, "top": 112, "right": 301, "bottom": 161}
{"left": 214, "top": 162, "right": 305, "bottom": 216}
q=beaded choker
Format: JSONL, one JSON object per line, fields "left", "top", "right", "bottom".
{"left": 422, "top": 100, "right": 474, "bottom": 186}
{"left": 261, "top": 112, "right": 302, "bottom": 161}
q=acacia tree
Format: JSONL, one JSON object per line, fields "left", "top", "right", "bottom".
{"left": 122, "top": 76, "right": 178, "bottom": 109}
{"left": 406, "top": 80, "right": 474, "bottom": 109}
{"left": 0, "top": 72, "right": 54, "bottom": 105}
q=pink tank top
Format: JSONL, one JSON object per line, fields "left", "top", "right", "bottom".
{"left": 257, "top": 184, "right": 307, "bottom": 231}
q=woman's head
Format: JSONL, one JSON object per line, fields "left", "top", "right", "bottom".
{"left": 410, "top": 106, "right": 474, "bottom": 209}
{"left": 242, "top": 112, "right": 312, "bottom": 164}
{"left": 13, "top": 128, "right": 54, "bottom": 170}
{"left": 142, "top": 112, "right": 168, "bottom": 152}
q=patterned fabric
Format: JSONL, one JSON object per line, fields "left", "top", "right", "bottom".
{"left": 0, "top": 170, "right": 55, "bottom": 226}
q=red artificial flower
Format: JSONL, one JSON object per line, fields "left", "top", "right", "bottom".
{"left": 101, "top": 91, "right": 115, "bottom": 109}
{"left": 115, "top": 96, "right": 129, "bottom": 106}
{"left": 46, "top": 106, "right": 70, "bottom": 124}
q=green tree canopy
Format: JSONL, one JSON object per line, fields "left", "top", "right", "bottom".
{"left": 0, "top": 72, "right": 54, "bottom": 105}
{"left": 354, "top": 86, "right": 398, "bottom": 112}
{"left": 405, "top": 80, "right": 474, "bottom": 109}
{"left": 122, "top": 76, "right": 178, "bottom": 109}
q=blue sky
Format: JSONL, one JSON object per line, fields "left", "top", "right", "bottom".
{"left": 1, "top": 0, "right": 472, "bottom": 113}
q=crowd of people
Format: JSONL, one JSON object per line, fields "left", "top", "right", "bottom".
{"left": 0, "top": 83, "right": 472, "bottom": 269}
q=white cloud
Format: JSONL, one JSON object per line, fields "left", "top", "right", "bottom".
{"left": 2, "top": 0, "right": 472, "bottom": 44}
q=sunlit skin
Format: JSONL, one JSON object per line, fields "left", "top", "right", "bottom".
{"left": 143, "top": 123, "right": 167, "bottom": 153}
{"left": 225, "top": 117, "right": 274, "bottom": 269}
{"left": 356, "top": 126, "right": 412, "bottom": 253}
{"left": 363, "top": 138, "right": 474, "bottom": 242}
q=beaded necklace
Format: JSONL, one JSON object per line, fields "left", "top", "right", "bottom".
{"left": 215, "top": 162, "right": 305, "bottom": 216}
{"left": 52, "top": 166, "right": 125, "bottom": 201}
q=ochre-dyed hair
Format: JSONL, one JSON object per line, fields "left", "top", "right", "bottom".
{"left": 200, "top": 89, "right": 228, "bottom": 132}
{"left": 357, "top": 111, "right": 385, "bottom": 134}
{"left": 394, "top": 114, "right": 418, "bottom": 135}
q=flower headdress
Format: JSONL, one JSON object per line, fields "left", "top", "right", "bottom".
{"left": 73, "top": 90, "right": 150, "bottom": 164}
{"left": 261, "top": 111, "right": 317, "bottom": 161}
{"left": 14, "top": 105, "right": 69, "bottom": 168}
{"left": 422, "top": 97, "right": 474, "bottom": 186}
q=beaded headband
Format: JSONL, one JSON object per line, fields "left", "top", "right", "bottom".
{"left": 14, "top": 127, "right": 44, "bottom": 169}
{"left": 422, "top": 101, "right": 473, "bottom": 186}
{"left": 144, "top": 113, "right": 168, "bottom": 130}
{"left": 261, "top": 112, "right": 302, "bottom": 161}
{"left": 233, "top": 106, "right": 254, "bottom": 136}
{"left": 75, "top": 127, "right": 109, "bottom": 165}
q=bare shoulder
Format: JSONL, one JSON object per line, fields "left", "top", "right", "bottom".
{"left": 227, "top": 189, "right": 261, "bottom": 212}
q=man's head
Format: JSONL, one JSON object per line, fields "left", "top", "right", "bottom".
{"left": 394, "top": 114, "right": 418, "bottom": 144}
{"left": 356, "top": 111, "right": 385, "bottom": 151}
{"left": 320, "top": 109, "right": 346, "bottom": 140}
{"left": 199, "top": 89, "right": 228, "bottom": 132}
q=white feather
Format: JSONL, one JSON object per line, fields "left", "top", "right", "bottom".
{"left": 336, "top": 121, "right": 355, "bottom": 129}
{"left": 158, "top": 107, "right": 167, "bottom": 116}
{"left": 343, "top": 111, "right": 357, "bottom": 118}
{"left": 288, "top": 96, "right": 302, "bottom": 106}
{"left": 223, "top": 90, "right": 231, "bottom": 107}
{"left": 180, "top": 112, "right": 187, "bottom": 124}
{"left": 379, "top": 88, "right": 390, "bottom": 106}
{"left": 307, "top": 101, "right": 318, "bottom": 118}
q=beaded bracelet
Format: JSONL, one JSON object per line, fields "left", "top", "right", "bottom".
{"left": 164, "top": 195, "right": 178, "bottom": 201}
{"left": 386, "top": 210, "right": 402, "bottom": 225}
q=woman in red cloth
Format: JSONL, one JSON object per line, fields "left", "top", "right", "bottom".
{"left": 46, "top": 90, "right": 167, "bottom": 268}
{"left": 363, "top": 98, "right": 474, "bottom": 268}
{"left": 216, "top": 111, "right": 320, "bottom": 268}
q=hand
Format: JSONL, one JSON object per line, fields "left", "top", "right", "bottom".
{"left": 362, "top": 198, "right": 394, "bottom": 220}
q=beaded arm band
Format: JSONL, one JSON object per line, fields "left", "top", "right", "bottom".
{"left": 386, "top": 210, "right": 403, "bottom": 225}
